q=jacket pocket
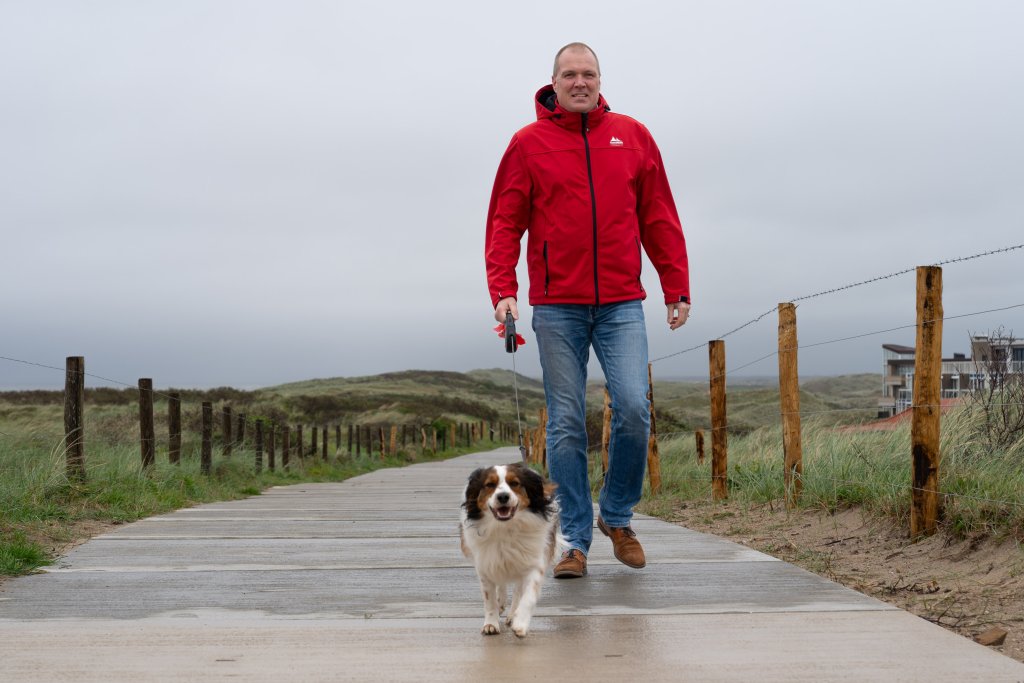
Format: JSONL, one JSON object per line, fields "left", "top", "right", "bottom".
{"left": 544, "top": 241, "right": 550, "bottom": 296}
{"left": 635, "top": 236, "right": 646, "bottom": 294}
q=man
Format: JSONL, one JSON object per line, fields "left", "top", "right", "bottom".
{"left": 485, "top": 42, "right": 690, "bottom": 578}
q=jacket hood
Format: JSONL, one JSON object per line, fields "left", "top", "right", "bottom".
{"left": 534, "top": 84, "right": 610, "bottom": 129}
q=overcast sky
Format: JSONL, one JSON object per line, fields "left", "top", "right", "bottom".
{"left": 2, "top": 0, "right": 1022, "bottom": 390}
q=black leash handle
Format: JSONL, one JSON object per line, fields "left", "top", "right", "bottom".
{"left": 504, "top": 311, "right": 518, "bottom": 353}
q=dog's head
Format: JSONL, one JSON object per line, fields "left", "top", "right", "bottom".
{"left": 462, "top": 463, "right": 556, "bottom": 522}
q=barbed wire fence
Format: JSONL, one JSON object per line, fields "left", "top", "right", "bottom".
{"left": 627, "top": 243, "right": 1024, "bottom": 533}
{"left": 0, "top": 355, "right": 515, "bottom": 481}
{"left": 2, "top": 242, "right": 1023, "bottom": 530}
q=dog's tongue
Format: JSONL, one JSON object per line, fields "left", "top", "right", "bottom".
{"left": 495, "top": 506, "right": 514, "bottom": 520}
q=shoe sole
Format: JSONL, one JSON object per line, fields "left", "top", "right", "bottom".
{"left": 597, "top": 517, "right": 646, "bottom": 569}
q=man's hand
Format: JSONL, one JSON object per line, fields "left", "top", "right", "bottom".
{"left": 495, "top": 297, "right": 519, "bottom": 324}
{"left": 667, "top": 302, "right": 690, "bottom": 330}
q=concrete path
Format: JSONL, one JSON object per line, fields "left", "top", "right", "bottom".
{"left": 2, "top": 447, "right": 1022, "bottom": 681}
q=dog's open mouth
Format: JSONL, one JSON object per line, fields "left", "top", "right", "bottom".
{"left": 492, "top": 505, "right": 516, "bottom": 521}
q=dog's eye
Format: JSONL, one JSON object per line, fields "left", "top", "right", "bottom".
{"left": 485, "top": 482, "right": 497, "bottom": 489}
{"left": 508, "top": 481, "right": 520, "bottom": 488}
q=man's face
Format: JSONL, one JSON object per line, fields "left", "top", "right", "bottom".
{"left": 552, "top": 49, "right": 601, "bottom": 113}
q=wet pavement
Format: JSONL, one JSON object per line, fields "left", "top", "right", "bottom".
{"left": 2, "top": 447, "right": 1022, "bottom": 681}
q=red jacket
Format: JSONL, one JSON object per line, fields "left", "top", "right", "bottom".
{"left": 486, "top": 85, "right": 690, "bottom": 308}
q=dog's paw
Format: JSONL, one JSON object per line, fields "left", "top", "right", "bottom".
{"left": 481, "top": 622, "right": 500, "bottom": 636}
{"left": 512, "top": 623, "right": 529, "bottom": 638}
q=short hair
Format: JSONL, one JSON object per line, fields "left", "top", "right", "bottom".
{"left": 552, "top": 42, "right": 601, "bottom": 77}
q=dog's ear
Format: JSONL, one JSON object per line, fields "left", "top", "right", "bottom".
{"left": 513, "top": 464, "right": 553, "bottom": 518}
{"left": 462, "top": 468, "right": 487, "bottom": 520}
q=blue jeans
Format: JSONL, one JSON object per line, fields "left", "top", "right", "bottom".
{"left": 531, "top": 300, "right": 650, "bottom": 554}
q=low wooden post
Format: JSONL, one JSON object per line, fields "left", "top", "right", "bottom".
{"left": 390, "top": 425, "right": 398, "bottom": 456}
{"left": 602, "top": 388, "right": 612, "bottom": 474}
{"left": 379, "top": 426, "right": 386, "bottom": 458}
{"left": 282, "top": 425, "right": 291, "bottom": 470}
{"left": 449, "top": 425, "right": 456, "bottom": 450}
{"left": 538, "top": 408, "right": 548, "bottom": 468}
{"left": 254, "top": 421, "right": 263, "bottom": 473}
{"left": 321, "top": 426, "right": 328, "bottom": 460}
{"left": 311, "top": 425, "right": 318, "bottom": 458}
{"left": 268, "top": 423, "right": 276, "bottom": 471}
{"left": 336, "top": 425, "right": 342, "bottom": 454}
{"left": 236, "top": 413, "right": 246, "bottom": 447}
{"left": 695, "top": 430, "right": 705, "bottom": 465}
{"left": 139, "top": 378, "right": 155, "bottom": 469}
{"left": 778, "top": 303, "right": 803, "bottom": 508}
{"left": 432, "top": 428, "right": 437, "bottom": 452}
{"left": 222, "top": 406, "right": 233, "bottom": 457}
{"left": 421, "top": 426, "right": 428, "bottom": 450}
{"left": 911, "top": 265, "right": 943, "bottom": 538}
{"left": 709, "top": 340, "right": 728, "bottom": 500}
{"left": 348, "top": 425, "right": 354, "bottom": 455}
{"left": 168, "top": 392, "right": 181, "bottom": 465}
{"left": 200, "top": 401, "right": 212, "bottom": 475}
{"left": 355, "top": 424, "right": 361, "bottom": 456}
{"left": 646, "top": 364, "right": 663, "bottom": 494}
{"left": 64, "top": 356, "right": 86, "bottom": 482}
{"left": 296, "top": 425, "right": 304, "bottom": 460}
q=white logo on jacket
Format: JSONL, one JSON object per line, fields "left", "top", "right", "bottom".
{"left": 610, "top": 136, "right": 624, "bottom": 146}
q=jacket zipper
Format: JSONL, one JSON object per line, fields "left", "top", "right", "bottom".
{"left": 543, "top": 241, "right": 550, "bottom": 295}
{"left": 581, "top": 112, "right": 600, "bottom": 305}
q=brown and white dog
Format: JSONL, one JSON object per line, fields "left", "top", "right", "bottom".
{"left": 460, "top": 463, "right": 562, "bottom": 637}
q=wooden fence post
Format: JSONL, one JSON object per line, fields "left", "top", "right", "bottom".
{"left": 201, "top": 401, "right": 212, "bottom": 475}
{"left": 236, "top": 413, "right": 246, "bottom": 448}
{"left": 390, "top": 425, "right": 398, "bottom": 456}
{"left": 268, "top": 423, "right": 276, "bottom": 471}
{"left": 64, "top": 356, "right": 86, "bottom": 481}
{"left": 538, "top": 408, "right": 547, "bottom": 468}
{"left": 138, "top": 378, "right": 155, "bottom": 469}
{"left": 348, "top": 425, "right": 354, "bottom": 455}
{"left": 709, "top": 340, "right": 728, "bottom": 500}
{"left": 168, "top": 392, "right": 181, "bottom": 465}
{"left": 695, "top": 430, "right": 705, "bottom": 465}
{"left": 222, "top": 406, "right": 233, "bottom": 457}
{"left": 336, "top": 425, "right": 342, "bottom": 454}
{"left": 311, "top": 425, "right": 318, "bottom": 458}
{"left": 778, "top": 303, "right": 803, "bottom": 508}
{"left": 911, "top": 265, "right": 943, "bottom": 538}
{"left": 602, "top": 388, "right": 612, "bottom": 474}
{"left": 254, "top": 421, "right": 263, "bottom": 473}
{"left": 379, "top": 426, "right": 386, "bottom": 458}
{"left": 647, "top": 363, "right": 662, "bottom": 494}
{"left": 322, "top": 426, "right": 328, "bottom": 460}
{"left": 355, "top": 424, "right": 361, "bottom": 456}
{"left": 283, "top": 425, "right": 291, "bottom": 470}
{"left": 296, "top": 425, "right": 303, "bottom": 460}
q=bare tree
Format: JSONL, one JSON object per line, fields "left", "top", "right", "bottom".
{"left": 966, "top": 327, "right": 1024, "bottom": 451}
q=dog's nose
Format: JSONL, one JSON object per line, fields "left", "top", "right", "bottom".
{"left": 496, "top": 492, "right": 510, "bottom": 504}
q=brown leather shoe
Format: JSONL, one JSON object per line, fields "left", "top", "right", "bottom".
{"left": 553, "top": 549, "right": 587, "bottom": 578}
{"left": 598, "top": 517, "right": 646, "bottom": 568}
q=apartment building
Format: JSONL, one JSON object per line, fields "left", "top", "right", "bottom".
{"left": 878, "top": 335, "right": 1024, "bottom": 418}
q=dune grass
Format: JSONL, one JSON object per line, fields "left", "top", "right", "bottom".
{"left": 0, "top": 424, "right": 486, "bottom": 578}
{"left": 634, "top": 405, "right": 1024, "bottom": 539}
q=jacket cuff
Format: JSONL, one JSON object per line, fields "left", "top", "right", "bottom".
{"left": 492, "top": 293, "right": 518, "bottom": 308}
{"left": 664, "top": 294, "right": 690, "bottom": 305}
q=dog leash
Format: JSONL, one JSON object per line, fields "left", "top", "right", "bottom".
{"left": 503, "top": 312, "right": 528, "bottom": 464}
